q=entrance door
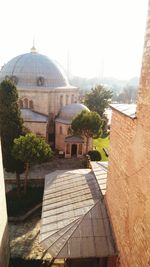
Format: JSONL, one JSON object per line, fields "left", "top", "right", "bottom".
{"left": 71, "top": 144, "right": 77, "bottom": 156}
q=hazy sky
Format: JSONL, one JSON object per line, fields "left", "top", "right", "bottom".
{"left": 0, "top": 0, "right": 148, "bottom": 79}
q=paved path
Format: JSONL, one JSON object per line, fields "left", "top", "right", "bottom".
{"left": 5, "top": 157, "right": 85, "bottom": 180}
{"left": 9, "top": 212, "right": 52, "bottom": 261}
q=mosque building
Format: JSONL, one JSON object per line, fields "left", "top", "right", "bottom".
{"left": 0, "top": 46, "right": 92, "bottom": 158}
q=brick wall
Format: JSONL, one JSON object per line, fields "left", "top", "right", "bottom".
{"left": 106, "top": 1, "right": 150, "bottom": 266}
{"left": 0, "top": 140, "right": 9, "bottom": 267}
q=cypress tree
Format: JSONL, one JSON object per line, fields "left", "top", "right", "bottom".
{"left": 0, "top": 80, "right": 24, "bottom": 190}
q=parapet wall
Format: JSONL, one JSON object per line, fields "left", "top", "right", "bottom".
{"left": 106, "top": 108, "right": 150, "bottom": 267}
{"left": 0, "top": 140, "right": 9, "bottom": 267}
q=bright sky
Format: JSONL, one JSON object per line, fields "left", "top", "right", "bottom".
{"left": 0, "top": 0, "right": 148, "bottom": 79}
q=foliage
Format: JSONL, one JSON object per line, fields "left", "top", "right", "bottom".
{"left": 88, "top": 150, "right": 101, "bottom": 161}
{"left": 0, "top": 80, "right": 24, "bottom": 191}
{"left": 13, "top": 133, "right": 53, "bottom": 192}
{"left": 6, "top": 187, "right": 43, "bottom": 217}
{"left": 84, "top": 85, "right": 112, "bottom": 117}
{"left": 93, "top": 136, "right": 109, "bottom": 161}
{"left": 71, "top": 110, "right": 103, "bottom": 153}
{"left": 13, "top": 133, "right": 52, "bottom": 163}
{"left": 117, "top": 86, "right": 137, "bottom": 104}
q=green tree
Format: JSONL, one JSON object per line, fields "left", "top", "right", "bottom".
{"left": 84, "top": 85, "right": 112, "bottom": 116}
{"left": 117, "top": 86, "right": 137, "bottom": 104}
{"left": 71, "top": 110, "right": 103, "bottom": 153}
{"left": 0, "top": 80, "right": 24, "bottom": 192}
{"left": 12, "top": 133, "right": 53, "bottom": 193}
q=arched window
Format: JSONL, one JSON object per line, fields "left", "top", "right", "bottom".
{"left": 60, "top": 95, "right": 63, "bottom": 107}
{"left": 66, "top": 95, "right": 69, "bottom": 105}
{"left": 59, "top": 126, "right": 63, "bottom": 134}
{"left": 67, "top": 127, "right": 70, "bottom": 135}
{"left": 19, "top": 99, "right": 23, "bottom": 108}
{"left": 71, "top": 94, "right": 74, "bottom": 103}
{"left": 66, "top": 143, "right": 70, "bottom": 154}
{"left": 29, "top": 100, "right": 33, "bottom": 109}
{"left": 78, "top": 144, "right": 82, "bottom": 155}
{"left": 24, "top": 98, "right": 28, "bottom": 108}
{"left": 37, "top": 76, "right": 44, "bottom": 86}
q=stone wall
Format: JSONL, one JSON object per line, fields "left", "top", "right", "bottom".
{"left": 106, "top": 109, "right": 150, "bottom": 267}
{"left": 106, "top": 1, "right": 150, "bottom": 266}
{"left": 24, "top": 121, "right": 48, "bottom": 138}
{"left": 0, "top": 140, "right": 9, "bottom": 267}
{"left": 55, "top": 122, "right": 69, "bottom": 151}
{"left": 19, "top": 88, "right": 79, "bottom": 117}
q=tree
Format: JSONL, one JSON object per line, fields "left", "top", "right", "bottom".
{"left": 84, "top": 85, "right": 112, "bottom": 117}
{"left": 12, "top": 133, "right": 53, "bottom": 193}
{"left": 117, "top": 86, "right": 138, "bottom": 104}
{"left": 0, "top": 80, "right": 24, "bottom": 192}
{"left": 71, "top": 110, "right": 103, "bottom": 153}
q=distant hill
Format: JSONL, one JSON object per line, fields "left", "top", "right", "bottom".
{"left": 70, "top": 76, "right": 139, "bottom": 93}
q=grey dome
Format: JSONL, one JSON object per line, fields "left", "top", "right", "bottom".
{"left": 0, "top": 49, "right": 69, "bottom": 88}
{"left": 57, "top": 103, "right": 90, "bottom": 123}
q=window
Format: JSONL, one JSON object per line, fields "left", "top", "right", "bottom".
{"left": 66, "top": 95, "right": 69, "bottom": 105}
{"left": 60, "top": 95, "right": 63, "bottom": 107}
{"left": 66, "top": 143, "right": 70, "bottom": 154}
{"left": 24, "top": 98, "right": 28, "bottom": 108}
{"left": 71, "top": 94, "right": 74, "bottom": 103}
{"left": 19, "top": 99, "right": 23, "bottom": 108}
{"left": 37, "top": 76, "right": 44, "bottom": 86}
{"left": 78, "top": 144, "right": 82, "bottom": 155}
{"left": 60, "top": 126, "right": 62, "bottom": 134}
{"left": 29, "top": 100, "right": 33, "bottom": 109}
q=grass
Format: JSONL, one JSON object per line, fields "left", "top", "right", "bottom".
{"left": 93, "top": 136, "right": 110, "bottom": 161}
{"left": 6, "top": 187, "right": 44, "bottom": 217}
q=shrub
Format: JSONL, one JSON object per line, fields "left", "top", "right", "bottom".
{"left": 88, "top": 150, "right": 101, "bottom": 161}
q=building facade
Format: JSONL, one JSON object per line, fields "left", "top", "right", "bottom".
{"left": 0, "top": 47, "right": 92, "bottom": 157}
{"left": 106, "top": 1, "right": 150, "bottom": 266}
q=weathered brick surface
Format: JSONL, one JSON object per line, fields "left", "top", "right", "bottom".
{"left": 106, "top": 111, "right": 150, "bottom": 267}
{"left": 106, "top": 2, "right": 150, "bottom": 266}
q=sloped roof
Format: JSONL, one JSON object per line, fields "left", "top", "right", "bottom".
{"left": 21, "top": 108, "right": 48, "bottom": 122}
{"left": 90, "top": 161, "right": 108, "bottom": 195}
{"left": 110, "top": 104, "right": 136, "bottom": 118}
{"left": 40, "top": 169, "right": 116, "bottom": 259}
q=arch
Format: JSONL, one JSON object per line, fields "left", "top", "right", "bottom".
{"left": 29, "top": 100, "right": 33, "bottom": 109}
{"left": 71, "top": 144, "right": 77, "bottom": 156}
{"left": 37, "top": 76, "right": 44, "bottom": 86}
{"left": 66, "top": 95, "right": 69, "bottom": 105}
{"left": 24, "top": 98, "right": 28, "bottom": 108}
{"left": 78, "top": 144, "right": 82, "bottom": 155}
{"left": 71, "top": 94, "right": 74, "bottom": 103}
{"left": 60, "top": 95, "right": 63, "bottom": 107}
{"left": 19, "top": 99, "right": 23, "bottom": 108}
{"left": 66, "top": 143, "right": 70, "bottom": 154}
{"left": 10, "top": 75, "right": 18, "bottom": 85}
{"left": 59, "top": 126, "right": 63, "bottom": 134}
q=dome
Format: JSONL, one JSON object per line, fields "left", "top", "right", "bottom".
{"left": 57, "top": 103, "right": 90, "bottom": 123}
{"left": 0, "top": 48, "right": 69, "bottom": 88}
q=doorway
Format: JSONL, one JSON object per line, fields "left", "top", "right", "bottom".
{"left": 71, "top": 144, "right": 77, "bottom": 156}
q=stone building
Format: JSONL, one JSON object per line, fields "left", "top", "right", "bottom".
{"left": 55, "top": 103, "right": 92, "bottom": 158}
{"left": 0, "top": 140, "right": 9, "bottom": 267}
{"left": 106, "top": 1, "right": 150, "bottom": 266}
{"left": 0, "top": 47, "right": 92, "bottom": 157}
